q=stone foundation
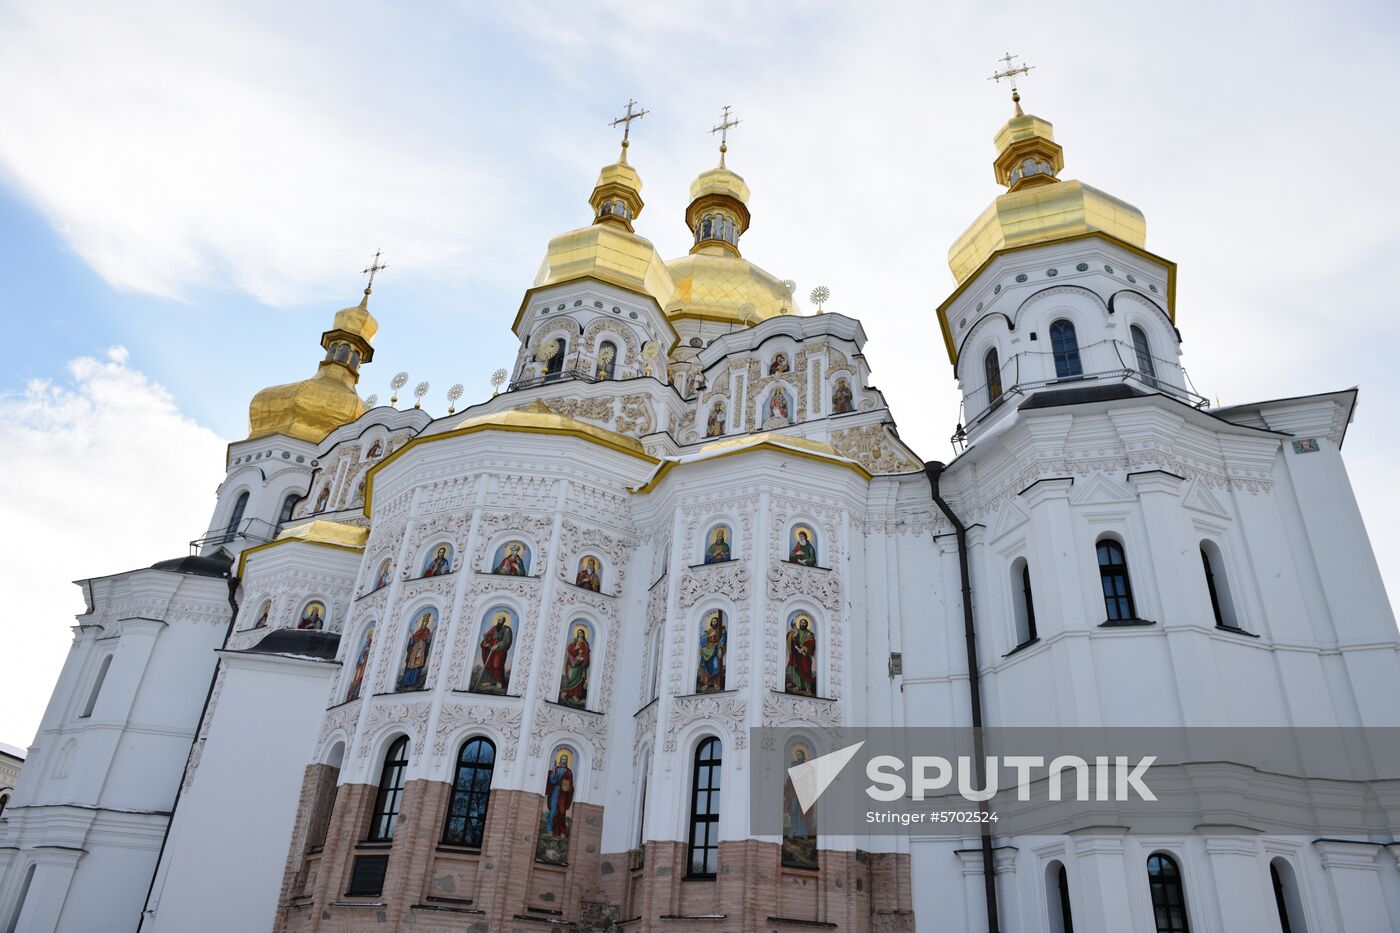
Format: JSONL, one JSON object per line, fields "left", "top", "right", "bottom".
{"left": 276, "top": 774, "right": 913, "bottom": 932}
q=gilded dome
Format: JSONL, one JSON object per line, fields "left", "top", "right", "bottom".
{"left": 532, "top": 223, "right": 675, "bottom": 311}
{"left": 664, "top": 251, "right": 793, "bottom": 325}
{"left": 247, "top": 363, "right": 367, "bottom": 444}
{"left": 947, "top": 108, "right": 1146, "bottom": 284}
{"left": 689, "top": 165, "right": 750, "bottom": 205}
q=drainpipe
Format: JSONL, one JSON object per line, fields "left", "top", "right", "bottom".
{"left": 925, "top": 460, "right": 1001, "bottom": 933}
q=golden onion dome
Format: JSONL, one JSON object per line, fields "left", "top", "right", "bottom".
{"left": 247, "top": 291, "right": 377, "bottom": 444}
{"left": 688, "top": 165, "right": 751, "bottom": 205}
{"left": 663, "top": 251, "right": 792, "bottom": 325}
{"left": 947, "top": 102, "right": 1147, "bottom": 285}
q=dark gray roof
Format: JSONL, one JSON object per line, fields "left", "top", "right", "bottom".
{"left": 150, "top": 553, "right": 234, "bottom": 578}
{"left": 244, "top": 629, "right": 341, "bottom": 661}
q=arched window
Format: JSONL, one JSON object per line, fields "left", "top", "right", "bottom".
{"left": 1012, "top": 559, "right": 1037, "bottom": 647}
{"left": 687, "top": 737, "right": 722, "bottom": 877}
{"left": 1147, "top": 853, "right": 1190, "bottom": 933}
{"left": 80, "top": 655, "right": 113, "bottom": 718}
{"left": 1270, "top": 859, "right": 1307, "bottom": 933}
{"left": 305, "top": 743, "right": 343, "bottom": 854}
{"left": 1047, "top": 861, "right": 1074, "bottom": 933}
{"left": 1130, "top": 325, "right": 1157, "bottom": 381}
{"left": 0, "top": 794, "right": 8, "bottom": 817}
{"left": 543, "top": 338, "right": 566, "bottom": 381}
{"left": 1049, "top": 320, "right": 1083, "bottom": 379}
{"left": 276, "top": 492, "right": 299, "bottom": 534}
{"left": 224, "top": 491, "right": 249, "bottom": 540}
{"left": 368, "top": 737, "right": 409, "bottom": 841}
{"left": 442, "top": 738, "right": 495, "bottom": 848}
{"left": 984, "top": 348, "right": 1003, "bottom": 406}
{"left": 596, "top": 340, "right": 618, "bottom": 380}
{"left": 1199, "top": 541, "right": 1239, "bottom": 630}
{"left": 4, "top": 863, "right": 35, "bottom": 933}
{"left": 1097, "top": 539, "right": 1137, "bottom": 622}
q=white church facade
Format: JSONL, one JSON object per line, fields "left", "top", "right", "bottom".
{"left": 1, "top": 96, "right": 1398, "bottom": 933}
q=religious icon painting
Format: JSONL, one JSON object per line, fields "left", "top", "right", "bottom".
{"left": 372, "top": 558, "right": 393, "bottom": 592}
{"left": 705, "top": 400, "right": 726, "bottom": 438}
{"left": 354, "top": 477, "right": 366, "bottom": 502}
{"left": 695, "top": 609, "right": 728, "bottom": 694}
{"left": 491, "top": 541, "right": 531, "bottom": 576}
{"left": 769, "top": 351, "right": 790, "bottom": 375}
{"left": 469, "top": 606, "right": 518, "bottom": 695}
{"left": 832, "top": 377, "right": 855, "bottom": 414}
{"left": 574, "top": 556, "right": 602, "bottom": 592}
{"left": 557, "top": 621, "right": 593, "bottom": 709}
{"left": 535, "top": 745, "right": 577, "bottom": 865}
{"left": 298, "top": 600, "right": 326, "bottom": 631}
{"left": 347, "top": 623, "right": 374, "bottom": 701}
{"left": 782, "top": 737, "right": 819, "bottom": 870}
{"left": 767, "top": 388, "right": 792, "bottom": 424}
{"left": 314, "top": 485, "right": 331, "bottom": 512}
{"left": 397, "top": 608, "right": 437, "bottom": 692}
{"left": 252, "top": 600, "right": 271, "bottom": 629}
{"left": 421, "top": 543, "right": 453, "bottom": 577}
{"left": 789, "top": 525, "right": 818, "bottom": 566}
{"left": 784, "top": 611, "right": 818, "bottom": 697}
{"left": 703, "top": 525, "right": 732, "bottom": 564}
{"left": 367, "top": 439, "right": 383, "bottom": 458}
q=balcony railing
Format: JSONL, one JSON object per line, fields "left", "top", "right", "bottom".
{"left": 956, "top": 339, "right": 1208, "bottom": 446}
{"left": 190, "top": 517, "right": 280, "bottom": 553}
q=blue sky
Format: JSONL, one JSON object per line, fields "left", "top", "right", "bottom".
{"left": 1, "top": 0, "right": 1398, "bottom": 744}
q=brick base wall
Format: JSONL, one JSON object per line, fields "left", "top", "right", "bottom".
{"left": 275, "top": 774, "right": 913, "bottom": 932}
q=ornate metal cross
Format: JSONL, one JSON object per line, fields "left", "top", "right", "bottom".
{"left": 609, "top": 99, "right": 649, "bottom": 144}
{"left": 362, "top": 249, "right": 388, "bottom": 293}
{"left": 710, "top": 105, "right": 740, "bottom": 167}
{"left": 989, "top": 51, "right": 1035, "bottom": 92}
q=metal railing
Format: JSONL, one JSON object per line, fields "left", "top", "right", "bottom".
{"left": 957, "top": 339, "right": 1208, "bottom": 439}
{"left": 189, "top": 517, "right": 280, "bottom": 553}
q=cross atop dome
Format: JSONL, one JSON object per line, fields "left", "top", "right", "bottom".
{"left": 609, "top": 99, "right": 648, "bottom": 164}
{"left": 361, "top": 249, "right": 388, "bottom": 296}
{"left": 710, "top": 105, "right": 740, "bottom": 168}
{"left": 989, "top": 51, "right": 1035, "bottom": 116}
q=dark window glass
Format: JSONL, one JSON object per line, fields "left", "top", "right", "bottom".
{"left": 225, "top": 491, "right": 249, "bottom": 538}
{"left": 1131, "top": 325, "right": 1157, "bottom": 379}
{"left": 1147, "top": 853, "right": 1190, "bottom": 933}
{"left": 1050, "top": 320, "right": 1083, "bottom": 379}
{"left": 276, "top": 493, "right": 299, "bottom": 533}
{"left": 80, "top": 655, "right": 112, "bottom": 718}
{"left": 1021, "top": 563, "right": 1038, "bottom": 643}
{"left": 369, "top": 737, "right": 409, "bottom": 841}
{"left": 1271, "top": 863, "right": 1294, "bottom": 933}
{"left": 1057, "top": 863, "right": 1074, "bottom": 933}
{"left": 345, "top": 855, "right": 389, "bottom": 898}
{"left": 686, "top": 737, "right": 722, "bottom": 877}
{"left": 984, "top": 348, "right": 1003, "bottom": 405}
{"left": 1201, "top": 547, "right": 1225, "bottom": 627}
{"left": 1097, "top": 540, "right": 1137, "bottom": 622}
{"left": 442, "top": 738, "right": 495, "bottom": 848}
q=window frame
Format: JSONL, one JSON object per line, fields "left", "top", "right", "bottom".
{"left": 1130, "top": 324, "right": 1157, "bottom": 380}
{"left": 368, "top": 737, "right": 410, "bottom": 842}
{"left": 984, "top": 347, "right": 1004, "bottom": 407}
{"left": 686, "top": 736, "right": 723, "bottom": 878}
{"left": 1096, "top": 538, "right": 1138, "bottom": 622}
{"left": 1146, "top": 852, "right": 1191, "bottom": 933}
{"left": 1049, "top": 319, "right": 1084, "bottom": 380}
{"left": 79, "top": 654, "right": 113, "bottom": 719}
{"left": 224, "top": 491, "right": 250, "bottom": 539}
{"left": 441, "top": 737, "right": 496, "bottom": 849}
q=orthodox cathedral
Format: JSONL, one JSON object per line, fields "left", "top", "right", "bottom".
{"left": 2, "top": 87, "right": 1398, "bottom": 933}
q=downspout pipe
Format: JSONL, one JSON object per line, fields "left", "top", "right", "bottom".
{"left": 925, "top": 460, "right": 1001, "bottom": 933}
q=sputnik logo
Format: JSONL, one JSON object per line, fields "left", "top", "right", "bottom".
{"left": 788, "top": 741, "right": 865, "bottom": 813}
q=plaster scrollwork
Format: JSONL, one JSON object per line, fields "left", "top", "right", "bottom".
{"left": 488, "top": 475, "right": 558, "bottom": 511}
{"left": 557, "top": 519, "right": 634, "bottom": 592}
{"left": 533, "top": 316, "right": 581, "bottom": 347}
{"left": 633, "top": 702, "right": 658, "bottom": 766}
{"left": 682, "top": 494, "right": 757, "bottom": 560}
{"left": 762, "top": 692, "right": 843, "bottom": 730}
{"left": 830, "top": 424, "right": 922, "bottom": 475}
{"left": 529, "top": 704, "right": 607, "bottom": 769}
{"left": 543, "top": 396, "right": 616, "bottom": 423}
{"left": 766, "top": 562, "right": 841, "bottom": 612}
{"left": 356, "top": 699, "right": 432, "bottom": 760}
{"left": 316, "top": 701, "right": 359, "bottom": 758}
{"left": 664, "top": 694, "right": 747, "bottom": 753}
{"left": 615, "top": 394, "right": 654, "bottom": 435}
{"left": 676, "top": 561, "right": 750, "bottom": 610}
{"left": 582, "top": 318, "right": 641, "bottom": 364}
{"left": 434, "top": 702, "right": 523, "bottom": 759}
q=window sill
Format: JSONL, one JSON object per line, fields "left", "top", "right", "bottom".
{"left": 1215, "top": 624, "right": 1259, "bottom": 638}
{"left": 681, "top": 874, "right": 718, "bottom": 883}
{"left": 355, "top": 841, "right": 393, "bottom": 850}
{"left": 564, "top": 580, "right": 613, "bottom": 597}
{"left": 451, "top": 689, "right": 524, "bottom": 700}
{"left": 1098, "top": 618, "right": 1156, "bottom": 628}
{"left": 674, "top": 689, "right": 738, "bottom": 700}
{"left": 769, "top": 689, "right": 837, "bottom": 703}
{"left": 483, "top": 571, "right": 539, "bottom": 580}
{"left": 1002, "top": 636, "right": 1041, "bottom": 658}
{"left": 782, "top": 560, "right": 832, "bottom": 571}
{"left": 544, "top": 699, "right": 602, "bottom": 715}
{"left": 689, "top": 559, "right": 736, "bottom": 569}
{"left": 411, "top": 570, "right": 456, "bottom": 582}
{"left": 634, "top": 696, "right": 659, "bottom": 717}
{"left": 434, "top": 845, "right": 482, "bottom": 856}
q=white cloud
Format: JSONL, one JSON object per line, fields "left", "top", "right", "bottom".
{"left": 0, "top": 349, "right": 227, "bottom": 745}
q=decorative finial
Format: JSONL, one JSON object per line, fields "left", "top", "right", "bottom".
{"left": 490, "top": 368, "right": 508, "bottom": 397}
{"left": 413, "top": 381, "right": 430, "bottom": 409}
{"left": 710, "top": 105, "right": 741, "bottom": 168}
{"left": 809, "top": 286, "right": 830, "bottom": 313}
{"left": 609, "top": 99, "right": 648, "bottom": 164}
{"left": 446, "top": 383, "right": 464, "bottom": 414}
{"left": 365, "top": 394, "right": 378, "bottom": 407}
{"left": 361, "top": 249, "right": 389, "bottom": 297}
{"left": 739, "top": 302, "right": 756, "bottom": 325}
{"left": 989, "top": 52, "right": 1035, "bottom": 117}
{"left": 389, "top": 371, "right": 408, "bottom": 405}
